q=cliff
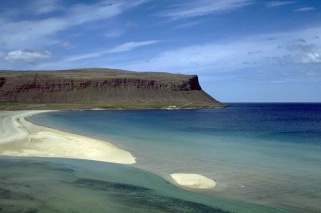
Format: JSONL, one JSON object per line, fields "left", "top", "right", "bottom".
{"left": 0, "top": 68, "right": 224, "bottom": 110}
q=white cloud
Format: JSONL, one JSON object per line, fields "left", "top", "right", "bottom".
{"left": 0, "top": 0, "right": 149, "bottom": 49}
{"left": 66, "top": 52, "right": 103, "bottom": 62}
{"left": 119, "top": 41, "right": 265, "bottom": 73}
{"left": 5, "top": 49, "right": 51, "bottom": 63}
{"left": 66, "top": 40, "right": 158, "bottom": 62}
{"left": 66, "top": 2, "right": 122, "bottom": 26}
{"left": 302, "top": 52, "right": 321, "bottom": 63}
{"left": 288, "top": 44, "right": 321, "bottom": 63}
{"left": 265, "top": 1, "right": 297, "bottom": 8}
{"left": 36, "top": 24, "right": 321, "bottom": 75}
{"left": 162, "top": 0, "right": 254, "bottom": 19}
{"left": 294, "top": 7, "right": 316, "bottom": 12}
{"left": 30, "top": 0, "right": 62, "bottom": 14}
{"left": 1, "top": 19, "right": 67, "bottom": 50}
{"left": 115, "top": 26, "right": 321, "bottom": 73}
{"left": 107, "top": 41, "right": 158, "bottom": 53}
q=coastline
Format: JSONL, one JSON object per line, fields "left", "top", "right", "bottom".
{"left": 0, "top": 110, "right": 216, "bottom": 190}
{"left": 0, "top": 110, "right": 135, "bottom": 164}
{"left": 0, "top": 110, "right": 295, "bottom": 212}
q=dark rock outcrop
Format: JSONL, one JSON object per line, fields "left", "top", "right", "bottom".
{"left": 0, "top": 68, "right": 224, "bottom": 109}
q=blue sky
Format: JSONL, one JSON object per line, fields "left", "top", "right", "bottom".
{"left": 1, "top": 0, "right": 321, "bottom": 102}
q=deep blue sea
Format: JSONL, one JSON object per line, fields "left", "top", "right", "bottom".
{"left": 30, "top": 103, "right": 321, "bottom": 212}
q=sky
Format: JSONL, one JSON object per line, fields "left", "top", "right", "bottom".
{"left": 1, "top": 0, "right": 321, "bottom": 102}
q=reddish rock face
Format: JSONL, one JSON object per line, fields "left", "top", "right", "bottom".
{"left": 0, "top": 68, "right": 223, "bottom": 108}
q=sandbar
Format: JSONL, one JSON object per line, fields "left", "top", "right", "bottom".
{"left": 0, "top": 110, "right": 136, "bottom": 164}
{"left": 171, "top": 173, "right": 217, "bottom": 189}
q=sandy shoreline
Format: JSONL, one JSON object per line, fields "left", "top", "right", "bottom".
{"left": 0, "top": 110, "right": 136, "bottom": 164}
{"left": 0, "top": 110, "right": 216, "bottom": 189}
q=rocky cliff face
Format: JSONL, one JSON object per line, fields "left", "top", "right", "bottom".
{"left": 0, "top": 68, "right": 224, "bottom": 109}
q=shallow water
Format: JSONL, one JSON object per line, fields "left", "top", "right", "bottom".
{"left": 0, "top": 157, "right": 286, "bottom": 213}
{"left": 29, "top": 103, "right": 321, "bottom": 212}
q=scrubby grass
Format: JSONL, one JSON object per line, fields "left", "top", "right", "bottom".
{"left": 0, "top": 100, "right": 222, "bottom": 110}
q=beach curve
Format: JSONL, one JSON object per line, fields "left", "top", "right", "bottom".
{"left": 0, "top": 110, "right": 136, "bottom": 164}
{"left": 1, "top": 111, "right": 216, "bottom": 190}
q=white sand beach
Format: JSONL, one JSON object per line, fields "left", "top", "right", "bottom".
{"left": 0, "top": 110, "right": 217, "bottom": 190}
{"left": 171, "top": 173, "right": 217, "bottom": 189}
{"left": 0, "top": 111, "right": 136, "bottom": 164}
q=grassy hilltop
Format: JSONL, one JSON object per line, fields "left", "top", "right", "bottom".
{"left": 0, "top": 68, "right": 224, "bottom": 110}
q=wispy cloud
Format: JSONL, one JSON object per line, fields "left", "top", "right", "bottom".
{"left": 5, "top": 49, "right": 51, "bottom": 63}
{"left": 0, "top": 0, "right": 148, "bottom": 50}
{"left": 287, "top": 43, "right": 321, "bottom": 63}
{"left": 265, "top": 1, "right": 297, "bottom": 8}
{"left": 162, "top": 0, "right": 254, "bottom": 19}
{"left": 29, "top": 0, "right": 63, "bottom": 14}
{"left": 66, "top": 40, "right": 158, "bottom": 62}
{"left": 294, "top": 7, "right": 316, "bottom": 12}
{"left": 108, "top": 41, "right": 158, "bottom": 53}
{"left": 115, "top": 26, "right": 321, "bottom": 75}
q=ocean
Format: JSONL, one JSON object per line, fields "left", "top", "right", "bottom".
{"left": 28, "top": 103, "right": 321, "bottom": 212}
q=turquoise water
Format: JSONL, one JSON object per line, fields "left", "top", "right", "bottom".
{"left": 29, "top": 103, "right": 321, "bottom": 212}
{"left": 0, "top": 156, "right": 288, "bottom": 213}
